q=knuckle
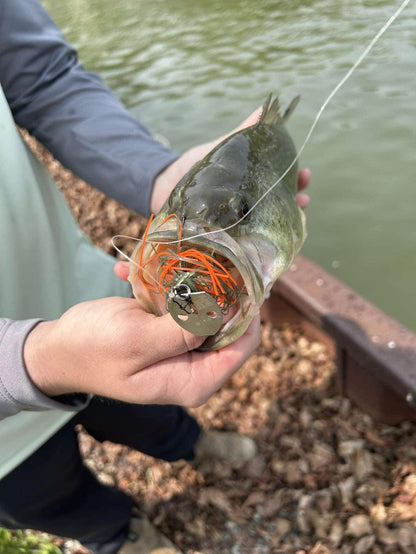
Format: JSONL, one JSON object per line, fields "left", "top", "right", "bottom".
{"left": 180, "top": 329, "right": 205, "bottom": 352}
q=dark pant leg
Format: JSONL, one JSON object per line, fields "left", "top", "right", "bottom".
{"left": 0, "top": 402, "right": 200, "bottom": 553}
{"left": 0, "top": 418, "right": 133, "bottom": 554}
{"left": 76, "top": 398, "right": 201, "bottom": 462}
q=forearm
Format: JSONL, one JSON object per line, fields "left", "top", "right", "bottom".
{"left": 0, "top": 318, "right": 89, "bottom": 420}
{"left": 0, "top": 0, "right": 178, "bottom": 215}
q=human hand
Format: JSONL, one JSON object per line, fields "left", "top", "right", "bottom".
{"left": 151, "top": 107, "right": 311, "bottom": 213}
{"left": 24, "top": 297, "right": 260, "bottom": 407}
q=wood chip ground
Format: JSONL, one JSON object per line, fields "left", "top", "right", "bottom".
{"left": 22, "top": 134, "right": 416, "bottom": 553}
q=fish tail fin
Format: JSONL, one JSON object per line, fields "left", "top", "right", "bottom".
{"left": 258, "top": 94, "right": 300, "bottom": 126}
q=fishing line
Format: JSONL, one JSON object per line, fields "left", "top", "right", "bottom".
{"left": 113, "top": 0, "right": 410, "bottom": 287}
{"left": 158, "top": 0, "right": 411, "bottom": 246}
{"left": 111, "top": 234, "right": 161, "bottom": 289}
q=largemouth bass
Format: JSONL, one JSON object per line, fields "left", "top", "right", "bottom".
{"left": 129, "top": 95, "right": 306, "bottom": 350}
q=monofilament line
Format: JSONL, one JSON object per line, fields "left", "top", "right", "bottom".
{"left": 167, "top": 0, "right": 411, "bottom": 246}
{"left": 111, "top": 234, "right": 161, "bottom": 288}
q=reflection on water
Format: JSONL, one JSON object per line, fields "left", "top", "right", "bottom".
{"left": 42, "top": 0, "right": 416, "bottom": 331}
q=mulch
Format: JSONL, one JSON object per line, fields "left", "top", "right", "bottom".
{"left": 22, "top": 133, "right": 416, "bottom": 553}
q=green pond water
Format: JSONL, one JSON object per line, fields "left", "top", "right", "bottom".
{"left": 41, "top": 0, "right": 416, "bottom": 332}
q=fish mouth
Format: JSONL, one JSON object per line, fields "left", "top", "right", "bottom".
{"left": 129, "top": 217, "right": 264, "bottom": 350}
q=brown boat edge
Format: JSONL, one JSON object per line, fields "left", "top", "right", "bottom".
{"left": 261, "top": 255, "right": 416, "bottom": 425}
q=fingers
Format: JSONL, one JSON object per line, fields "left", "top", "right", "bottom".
{"left": 141, "top": 315, "right": 261, "bottom": 407}
{"left": 114, "top": 261, "right": 130, "bottom": 281}
{"left": 209, "top": 314, "right": 261, "bottom": 377}
{"left": 184, "top": 314, "right": 261, "bottom": 406}
{"left": 297, "top": 168, "right": 311, "bottom": 191}
{"left": 296, "top": 168, "right": 310, "bottom": 209}
{"left": 296, "top": 193, "right": 309, "bottom": 210}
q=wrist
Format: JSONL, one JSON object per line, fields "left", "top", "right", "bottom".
{"left": 150, "top": 154, "right": 188, "bottom": 214}
{"left": 151, "top": 164, "right": 174, "bottom": 214}
{"left": 24, "top": 320, "right": 67, "bottom": 397}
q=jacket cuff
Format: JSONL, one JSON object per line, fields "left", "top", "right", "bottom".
{"left": 0, "top": 318, "right": 89, "bottom": 419}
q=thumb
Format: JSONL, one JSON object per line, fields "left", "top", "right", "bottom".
{"left": 113, "top": 262, "right": 207, "bottom": 354}
{"left": 131, "top": 311, "right": 207, "bottom": 367}
{"left": 232, "top": 106, "right": 263, "bottom": 133}
{"left": 211, "top": 106, "right": 262, "bottom": 149}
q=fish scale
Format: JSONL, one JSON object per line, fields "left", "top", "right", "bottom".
{"left": 129, "top": 94, "right": 306, "bottom": 350}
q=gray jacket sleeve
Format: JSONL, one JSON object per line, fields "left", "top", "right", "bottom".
{"left": 0, "top": 0, "right": 179, "bottom": 417}
{"left": 0, "top": 0, "right": 179, "bottom": 216}
{"left": 0, "top": 320, "right": 89, "bottom": 420}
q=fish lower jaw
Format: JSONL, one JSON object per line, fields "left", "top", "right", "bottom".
{"left": 129, "top": 226, "right": 264, "bottom": 350}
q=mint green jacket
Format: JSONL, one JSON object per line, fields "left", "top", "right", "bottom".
{"left": 0, "top": 84, "right": 131, "bottom": 478}
{"left": 0, "top": 0, "right": 178, "bottom": 480}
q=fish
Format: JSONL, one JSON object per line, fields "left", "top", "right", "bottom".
{"left": 129, "top": 94, "right": 306, "bottom": 350}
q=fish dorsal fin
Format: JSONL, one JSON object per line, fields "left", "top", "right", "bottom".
{"left": 258, "top": 94, "right": 300, "bottom": 126}
{"left": 258, "top": 94, "right": 279, "bottom": 125}
{"left": 283, "top": 95, "right": 300, "bottom": 121}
